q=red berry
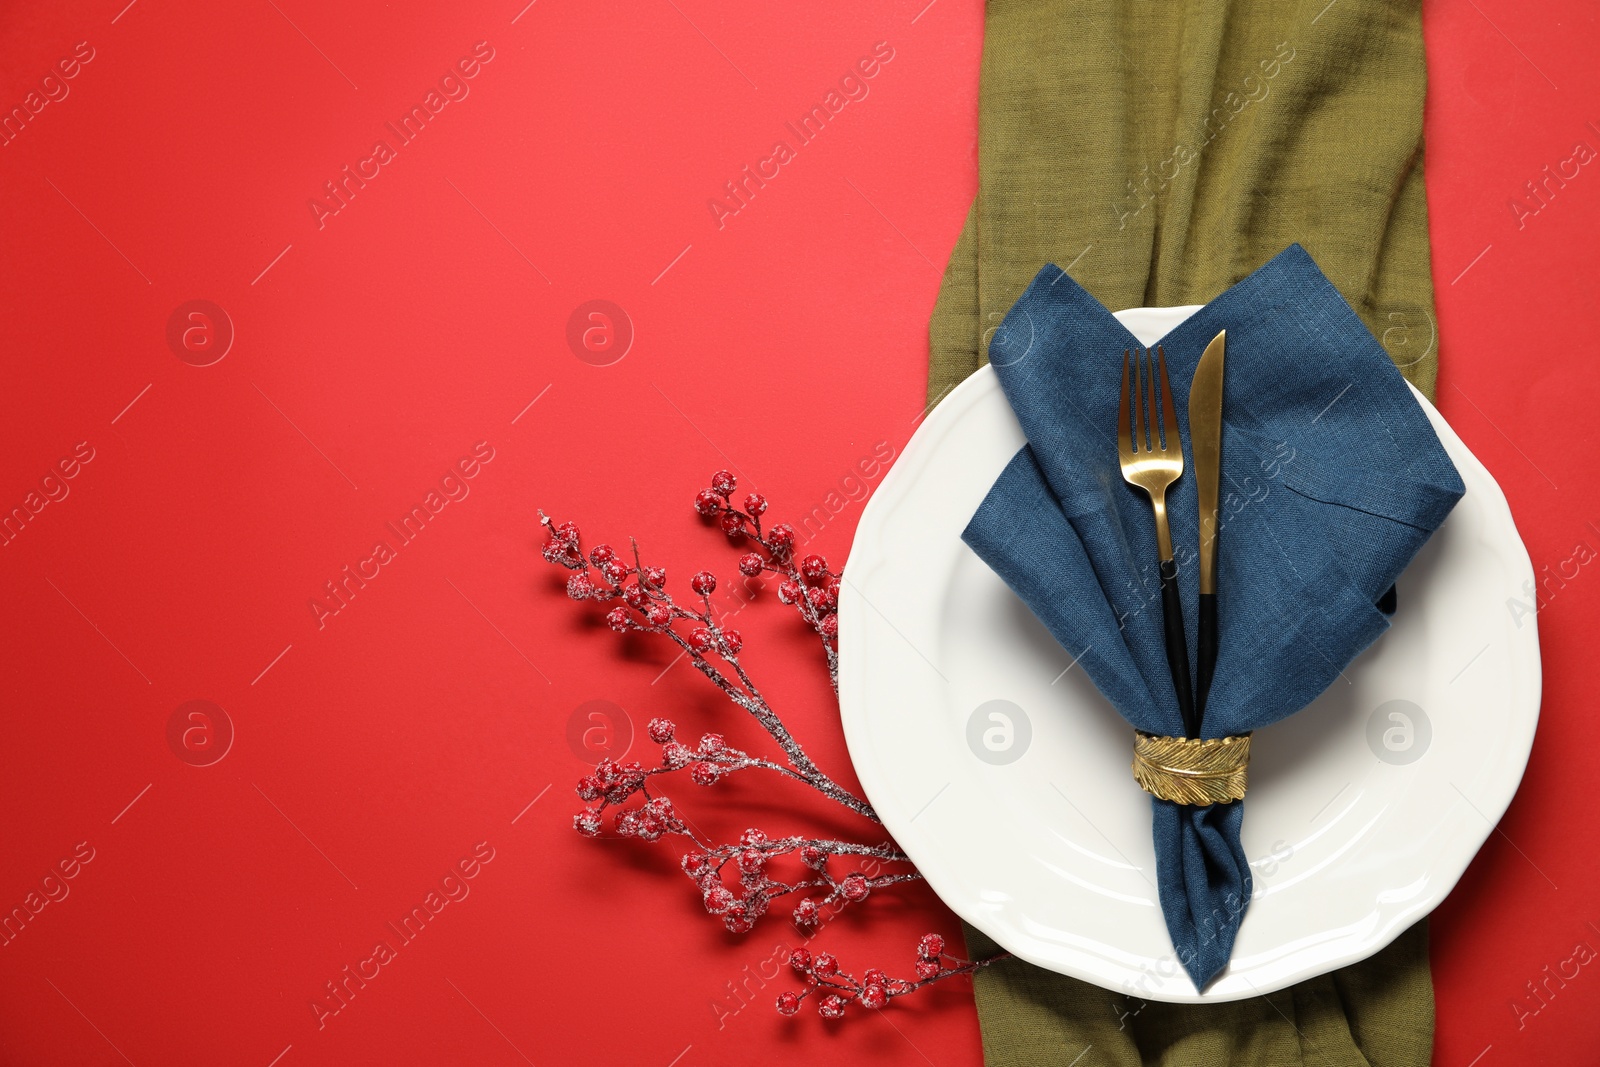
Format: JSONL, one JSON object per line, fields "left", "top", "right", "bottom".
{"left": 812, "top": 952, "right": 838, "bottom": 977}
{"left": 721, "top": 630, "right": 743, "bottom": 655}
{"left": 703, "top": 884, "right": 734, "bottom": 913}
{"left": 576, "top": 775, "right": 601, "bottom": 801}
{"left": 623, "top": 583, "right": 649, "bottom": 609}
{"left": 738, "top": 553, "right": 765, "bottom": 577}
{"left": 800, "top": 554, "right": 829, "bottom": 584}
{"left": 710, "top": 470, "right": 737, "bottom": 496}
{"left": 600, "top": 560, "right": 628, "bottom": 584}
{"left": 690, "top": 761, "right": 720, "bottom": 786}
{"left": 840, "top": 874, "right": 870, "bottom": 902}
{"left": 723, "top": 902, "right": 752, "bottom": 933}
{"left": 566, "top": 573, "right": 594, "bottom": 600}
{"left": 826, "top": 576, "right": 841, "bottom": 600}
{"left": 553, "top": 520, "right": 580, "bottom": 545}
{"left": 860, "top": 984, "right": 887, "bottom": 1010}
{"left": 767, "top": 524, "right": 795, "bottom": 556}
{"left": 698, "top": 733, "right": 726, "bottom": 756}
{"left": 647, "top": 718, "right": 675, "bottom": 744}
{"left": 776, "top": 991, "right": 801, "bottom": 1016}
{"left": 645, "top": 604, "right": 672, "bottom": 627}
{"left": 690, "top": 571, "right": 717, "bottom": 596}
{"left": 915, "top": 959, "right": 940, "bottom": 979}
{"left": 616, "top": 760, "right": 645, "bottom": 787}
{"left": 818, "top": 994, "right": 845, "bottom": 1019}
{"left": 689, "top": 627, "right": 714, "bottom": 653}
{"left": 863, "top": 968, "right": 887, "bottom": 987}
{"left": 918, "top": 933, "right": 945, "bottom": 960}
{"left": 542, "top": 535, "right": 580, "bottom": 567}
{"left": 720, "top": 511, "right": 746, "bottom": 538}
{"left": 645, "top": 795, "right": 679, "bottom": 827}
{"left": 589, "top": 544, "right": 616, "bottom": 566}
{"left": 737, "top": 849, "right": 764, "bottom": 873}
{"left": 605, "top": 607, "right": 630, "bottom": 632}
{"left": 573, "top": 809, "right": 603, "bottom": 836}
{"left": 643, "top": 565, "right": 667, "bottom": 588}
{"left": 744, "top": 492, "right": 768, "bottom": 516}
{"left": 661, "top": 742, "right": 692, "bottom": 769}
{"left": 800, "top": 845, "right": 826, "bottom": 869}
{"left": 807, "top": 586, "right": 834, "bottom": 611}
{"left": 821, "top": 615, "right": 839, "bottom": 639}
{"left": 682, "top": 852, "right": 710, "bottom": 878}
{"left": 793, "top": 898, "right": 820, "bottom": 925}
{"left": 788, "top": 948, "right": 812, "bottom": 973}
{"left": 694, "top": 489, "right": 722, "bottom": 516}
{"left": 740, "top": 828, "right": 768, "bottom": 846}
{"left": 778, "top": 579, "right": 801, "bottom": 605}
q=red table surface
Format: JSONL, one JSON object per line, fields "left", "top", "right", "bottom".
{"left": 0, "top": 1, "right": 1596, "bottom": 1063}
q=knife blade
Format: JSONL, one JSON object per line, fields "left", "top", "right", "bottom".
{"left": 1189, "top": 329, "right": 1226, "bottom": 723}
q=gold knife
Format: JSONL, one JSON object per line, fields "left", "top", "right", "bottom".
{"left": 1189, "top": 330, "right": 1226, "bottom": 722}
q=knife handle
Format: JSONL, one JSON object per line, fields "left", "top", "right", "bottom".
{"left": 1196, "top": 591, "right": 1218, "bottom": 727}
{"left": 1159, "top": 559, "right": 1198, "bottom": 739}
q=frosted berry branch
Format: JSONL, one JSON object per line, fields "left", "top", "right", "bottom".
{"left": 543, "top": 465, "right": 848, "bottom": 805}
{"left": 540, "top": 469, "right": 1009, "bottom": 1020}
{"left": 779, "top": 935, "right": 1004, "bottom": 1019}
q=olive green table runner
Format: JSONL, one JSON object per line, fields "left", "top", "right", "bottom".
{"left": 926, "top": 1, "right": 1440, "bottom": 1063}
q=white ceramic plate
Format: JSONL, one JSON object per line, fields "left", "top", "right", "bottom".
{"left": 839, "top": 306, "right": 1541, "bottom": 1002}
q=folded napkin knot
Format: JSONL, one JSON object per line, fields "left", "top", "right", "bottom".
{"left": 1131, "top": 732, "right": 1251, "bottom": 806}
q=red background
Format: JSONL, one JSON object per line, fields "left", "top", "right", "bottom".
{"left": 0, "top": 0, "right": 1595, "bottom": 1063}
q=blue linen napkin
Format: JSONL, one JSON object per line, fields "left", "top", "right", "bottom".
{"left": 963, "top": 244, "right": 1465, "bottom": 989}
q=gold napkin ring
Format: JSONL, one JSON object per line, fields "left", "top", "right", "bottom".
{"left": 1132, "top": 731, "right": 1251, "bottom": 805}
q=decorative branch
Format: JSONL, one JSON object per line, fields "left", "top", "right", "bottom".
{"left": 542, "top": 469, "right": 1009, "bottom": 1019}
{"left": 780, "top": 935, "right": 1005, "bottom": 1018}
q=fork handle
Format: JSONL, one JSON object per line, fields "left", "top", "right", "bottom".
{"left": 1159, "top": 559, "right": 1198, "bottom": 739}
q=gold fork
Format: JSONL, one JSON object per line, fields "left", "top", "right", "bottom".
{"left": 1118, "top": 346, "right": 1198, "bottom": 738}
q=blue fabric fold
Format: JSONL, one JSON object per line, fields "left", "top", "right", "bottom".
{"left": 962, "top": 244, "right": 1465, "bottom": 989}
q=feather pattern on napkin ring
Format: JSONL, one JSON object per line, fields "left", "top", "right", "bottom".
{"left": 1132, "top": 732, "right": 1251, "bottom": 805}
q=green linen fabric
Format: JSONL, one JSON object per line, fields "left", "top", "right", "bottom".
{"left": 926, "top": 0, "right": 1440, "bottom": 1064}
{"left": 929, "top": 0, "right": 1440, "bottom": 412}
{"left": 959, "top": 924, "right": 1432, "bottom": 1067}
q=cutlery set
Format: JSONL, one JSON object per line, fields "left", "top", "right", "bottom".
{"left": 1118, "top": 331, "right": 1226, "bottom": 738}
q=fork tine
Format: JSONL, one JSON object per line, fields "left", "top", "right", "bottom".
{"left": 1119, "top": 349, "right": 1133, "bottom": 458}
{"left": 1157, "top": 344, "right": 1180, "bottom": 457}
{"left": 1132, "top": 348, "right": 1145, "bottom": 454}
{"left": 1142, "top": 346, "right": 1158, "bottom": 452}
{"left": 1132, "top": 348, "right": 1146, "bottom": 453}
